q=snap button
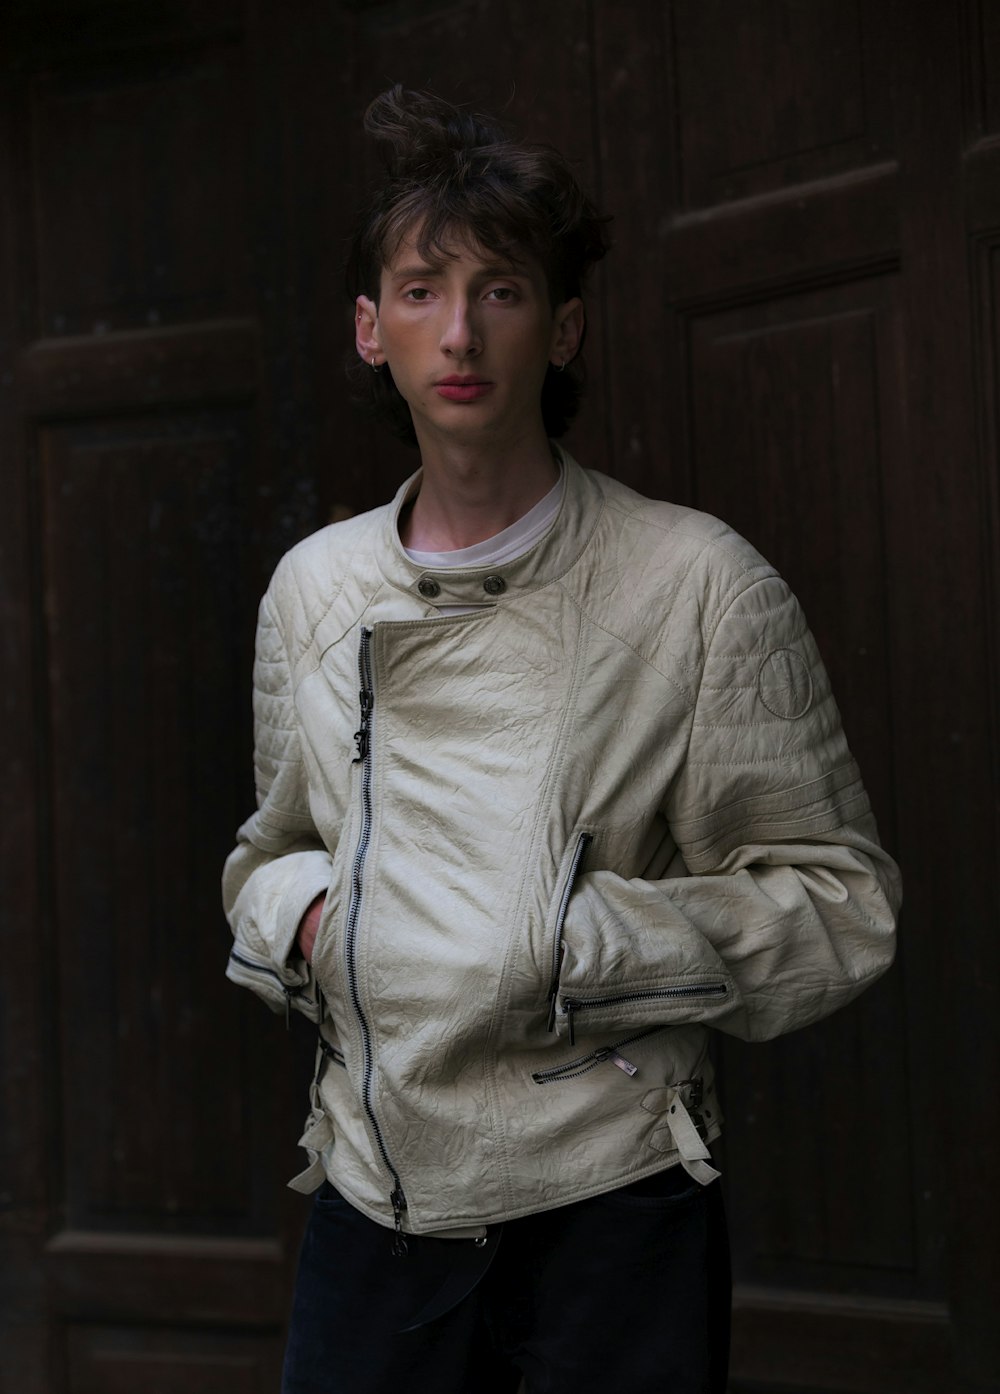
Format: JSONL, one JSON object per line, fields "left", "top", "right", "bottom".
{"left": 418, "top": 577, "right": 441, "bottom": 599}
{"left": 483, "top": 574, "right": 506, "bottom": 596}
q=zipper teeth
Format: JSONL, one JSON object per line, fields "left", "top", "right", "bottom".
{"left": 549, "top": 831, "right": 592, "bottom": 992}
{"left": 564, "top": 983, "right": 728, "bottom": 1013}
{"left": 229, "top": 950, "right": 303, "bottom": 995}
{"left": 532, "top": 1026, "right": 663, "bottom": 1084}
{"left": 343, "top": 628, "right": 406, "bottom": 1201}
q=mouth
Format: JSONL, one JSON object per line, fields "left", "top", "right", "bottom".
{"left": 434, "top": 375, "right": 495, "bottom": 402}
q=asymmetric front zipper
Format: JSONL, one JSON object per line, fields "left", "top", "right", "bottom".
{"left": 344, "top": 626, "right": 409, "bottom": 1254}
{"left": 547, "top": 832, "right": 592, "bottom": 1031}
{"left": 561, "top": 982, "right": 728, "bottom": 1045}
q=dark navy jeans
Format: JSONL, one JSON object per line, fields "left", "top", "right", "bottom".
{"left": 282, "top": 1166, "right": 731, "bottom": 1394}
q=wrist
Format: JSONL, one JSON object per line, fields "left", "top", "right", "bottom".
{"left": 296, "top": 892, "right": 326, "bottom": 964}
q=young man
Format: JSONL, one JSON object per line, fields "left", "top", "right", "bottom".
{"left": 223, "top": 88, "right": 900, "bottom": 1394}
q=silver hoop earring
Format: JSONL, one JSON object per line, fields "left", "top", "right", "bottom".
{"left": 556, "top": 359, "right": 567, "bottom": 372}
{"left": 371, "top": 356, "right": 383, "bottom": 373}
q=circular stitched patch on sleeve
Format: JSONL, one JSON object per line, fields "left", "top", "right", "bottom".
{"left": 756, "top": 648, "right": 813, "bottom": 719}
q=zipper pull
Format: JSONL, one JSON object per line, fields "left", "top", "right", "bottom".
{"left": 390, "top": 1186, "right": 409, "bottom": 1257}
{"left": 352, "top": 689, "right": 373, "bottom": 764}
{"left": 284, "top": 987, "right": 292, "bottom": 1031}
{"left": 547, "top": 942, "right": 565, "bottom": 1033}
{"left": 594, "top": 1047, "right": 638, "bottom": 1077}
{"left": 565, "top": 999, "right": 577, "bottom": 1046}
{"left": 608, "top": 1051, "right": 638, "bottom": 1076}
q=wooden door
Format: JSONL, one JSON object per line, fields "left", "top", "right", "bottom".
{"left": 591, "top": 3, "right": 998, "bottom": 1391}
{"left": 0, "top": 2, "right": 358, "bottom": 1387}
{"left": 2, "top": 3, "right": 998, "bottom": 1392}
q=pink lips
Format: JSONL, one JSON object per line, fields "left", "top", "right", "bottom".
{"left": 435, "top": 376, "right": 494, "bottom": 402}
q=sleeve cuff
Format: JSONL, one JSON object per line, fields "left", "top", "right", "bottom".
{"left": 271, "top": 855, "right": 333, "bottom": 968}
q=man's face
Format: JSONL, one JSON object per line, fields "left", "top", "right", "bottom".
{"left": 355, "top": 227, "right": 582, "bottom": 450}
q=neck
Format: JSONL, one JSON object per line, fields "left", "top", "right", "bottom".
{"left": 401, "top": 423, "right": 559, "bottom": 551}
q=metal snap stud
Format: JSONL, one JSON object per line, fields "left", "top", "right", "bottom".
{"left": 418, "top": 577, "right": 441, "bottom": 599}
{"left": 483, "top": 574, "right": 506, "bottom": 596}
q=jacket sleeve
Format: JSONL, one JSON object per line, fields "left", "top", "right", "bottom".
{"left": 222, "top": 579, "right": 331, "bottom": 1021}
{"left": 555, "top": 574, "right": 901, "bottom": 1043}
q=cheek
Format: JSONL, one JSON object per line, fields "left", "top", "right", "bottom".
{"left": 508, "top": 328, "right": 556, "bottom": 379}
{"left": 382, "top": 316, "right": 429, "bottom": 363}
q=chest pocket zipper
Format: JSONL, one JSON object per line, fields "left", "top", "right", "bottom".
{"left": 561, "top": 983, "right": 728, "bottom": 1046}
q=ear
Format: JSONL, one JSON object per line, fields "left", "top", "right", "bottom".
{"left": 355, "top": 294, "right": 384, "bottom": 367}
{"left": 550, "top": 298, "right": 585, "bottom": 368}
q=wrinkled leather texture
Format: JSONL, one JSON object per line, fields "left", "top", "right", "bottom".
{"left": 223, "top": 453, "right": 900, "bottom": 1235}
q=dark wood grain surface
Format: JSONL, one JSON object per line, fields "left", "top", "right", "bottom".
{"left": 1, "top": 1, "right": 996, "bottom": 1390}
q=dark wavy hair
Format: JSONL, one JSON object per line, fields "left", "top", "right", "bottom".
{"left": 345, "top": 87, "right": 611, "bottom": 446}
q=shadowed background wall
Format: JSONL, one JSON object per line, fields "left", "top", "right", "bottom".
{"left": 1, "top": 2, "right": 997, "bottom": 1391}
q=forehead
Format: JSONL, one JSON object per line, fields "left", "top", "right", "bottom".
{"left": 381, "top": 220, "right": 542, "bottom": 281}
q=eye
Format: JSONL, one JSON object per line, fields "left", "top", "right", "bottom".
{"left": 403, "top": 287, "right": 433, "bottom": 302}
{"left": 485, "top": 286, "right": 517, "bottom": 302}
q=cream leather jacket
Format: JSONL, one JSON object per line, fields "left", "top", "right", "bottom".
{"left": 223, "top": 454, "right": 900, "bottom": 1241}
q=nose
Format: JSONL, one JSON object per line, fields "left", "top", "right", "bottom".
{"left": 439, "top": 297, "right": 481, "bottom": 359}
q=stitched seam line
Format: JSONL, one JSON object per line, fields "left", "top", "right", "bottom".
{"left": 601, "top": 497, "right": 773, "bottom": 578}
{"left": 672, "top": 764, "right": 862, "bottom": 828}
{"left": 554, "top": 580, "right": 696, "bottom": 707}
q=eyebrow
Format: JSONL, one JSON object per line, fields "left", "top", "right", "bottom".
{"left": 388, "top": 257, "right": 529, "bottom": 282}
{"left": 389, "top": 262, "right": 447, "bottom": 281}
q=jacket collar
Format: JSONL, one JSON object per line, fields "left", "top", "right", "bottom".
{"left": 377, "top": 446, "right": 605, "bottom": 605}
